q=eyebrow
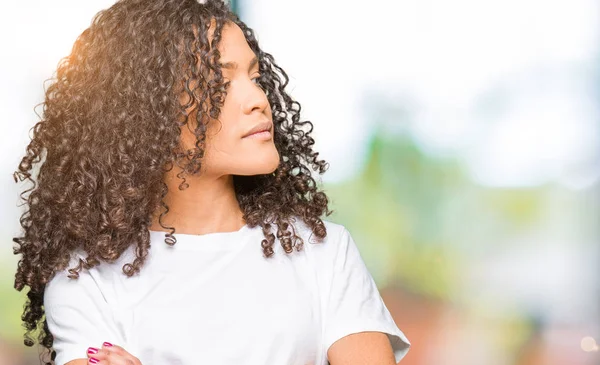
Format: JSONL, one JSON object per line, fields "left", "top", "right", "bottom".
{"left": 219, "top": 56, "right": 259, "bottom": 71}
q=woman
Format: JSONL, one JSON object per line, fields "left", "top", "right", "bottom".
{"left": 13, "top": 0, "right": 410, "bottom": 364}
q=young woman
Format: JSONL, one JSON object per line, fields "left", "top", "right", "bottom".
{"left": 12, "top": 1, "right": 410, "bottom": 364}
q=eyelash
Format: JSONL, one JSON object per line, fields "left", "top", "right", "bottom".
{"left": 222, "top": 74, "right": 261, "bottom": 89}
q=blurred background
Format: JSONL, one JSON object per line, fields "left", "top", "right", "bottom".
{"left": 1, "top": 0, "right": 599, "bottom": 364}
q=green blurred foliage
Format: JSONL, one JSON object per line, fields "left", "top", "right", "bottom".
{"left": 325, "top": 129, "right": 549, "bottom": 302}
{"left": 0, "top": 256, "right": 25, "bottom": 343}
{"left": 325, "top": 132, "right": 464, "bottom": 298}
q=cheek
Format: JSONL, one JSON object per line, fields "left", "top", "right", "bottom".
{"left": 202, "top": 121, "right": 239, "bottom": 157}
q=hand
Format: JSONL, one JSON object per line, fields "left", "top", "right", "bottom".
{"left": 86, "top": 342, "right": 142, "bottom": 365}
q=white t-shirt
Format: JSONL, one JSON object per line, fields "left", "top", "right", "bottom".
{"left": 44, "top": 219, "right": 410, "bottom": 365}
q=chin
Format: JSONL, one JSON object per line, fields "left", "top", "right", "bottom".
{"left": 238, "top": 150, "right": 280, "bottom": 176}
{"left": 257, "top": 152, "right": 281, "bottom": 175}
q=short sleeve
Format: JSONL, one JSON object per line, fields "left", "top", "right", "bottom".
{"left": 44, "top": 259, "right": 122, "bottom": 365}
{"left": 323, "top": 228, "right": 410, "bottom": 363}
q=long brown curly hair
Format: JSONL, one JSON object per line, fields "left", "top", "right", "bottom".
{"left": 12, "top": 0, "right": 331, "bottom": 363}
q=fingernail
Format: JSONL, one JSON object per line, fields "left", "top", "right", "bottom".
{"left": 87, "top": 347, "right": 98, "bottom": 355}
{"left": 89, "top": 358, "right": 99, "bottom": 364}
{"left": 103, "top": 341, "right": 113, "bottom": 347}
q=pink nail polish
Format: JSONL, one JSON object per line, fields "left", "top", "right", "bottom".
{"left": 89, "top": 357, "right": 99, "bottom": 364}
{"left": 103, "top": 341, "right": 113, "bottom": 347}
{"left": 87, "top": 347, "right": 98, "bottom": 355}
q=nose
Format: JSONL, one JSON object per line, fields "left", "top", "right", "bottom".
{"left": 242, "top": 82, "right": 269, "bottom": 115}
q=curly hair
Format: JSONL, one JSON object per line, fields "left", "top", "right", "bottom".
{"left": 12, "top": 0, "right": 331, "bottom": 363}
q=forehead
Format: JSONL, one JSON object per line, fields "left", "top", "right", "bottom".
{"left": 217, "top": 22, "right": 255, "bottom": 62}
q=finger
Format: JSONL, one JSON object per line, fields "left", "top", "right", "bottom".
{"left": 86, "top": 347, "right": 100, "bottom": 358}
{"left": 101, "top": 342, "right": 142, "bottom": 365}
{"left": 86, "top": 347, "right": 111, "bottom": 364}
{"left": 86, "top": 346, "right": 100, "bottom": 364}
{"left": 102, "top": 343, "right": 128, "bottom": 357}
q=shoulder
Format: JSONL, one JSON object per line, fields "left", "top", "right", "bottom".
{"left": 44, "top": 250, "right": 92, "bottom": 308}
{"left": 44, "top": 248, "right": 125, "bottom": 308}
{"left": 288, "top": 217, "right": 352, "bottom": 257}
{"left": 290, "top": 217, "right": 347, "bottom": 243}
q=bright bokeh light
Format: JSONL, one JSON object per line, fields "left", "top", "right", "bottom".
{"left": 581, "top": 336, "right": 598, "bottom": 352}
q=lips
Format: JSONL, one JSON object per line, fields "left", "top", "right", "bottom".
{"left": 243, "top": 121, "right": 273, "bottom": 138}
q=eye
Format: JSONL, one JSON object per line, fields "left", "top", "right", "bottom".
{"left": 251, "top": 74, "right": 261, "bottom": 84}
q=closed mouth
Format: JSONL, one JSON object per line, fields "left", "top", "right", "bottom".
{"left": 243, "top": 121, "right": 273, "bottom": 138}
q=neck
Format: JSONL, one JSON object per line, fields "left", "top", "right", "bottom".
{"left": 149, "top": 169, "right": 245, "bottom": 235}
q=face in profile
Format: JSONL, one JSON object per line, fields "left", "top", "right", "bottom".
{"left": 179, "top": 22, "right": 280, "bottom": 178}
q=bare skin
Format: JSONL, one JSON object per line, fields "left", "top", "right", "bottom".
{"left": 328, "top": 331, "right": 401, "bottom": 365}
{"left": 148, "top": 21, "right": 279, "bottom": 236}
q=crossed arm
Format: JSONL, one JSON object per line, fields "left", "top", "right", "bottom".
{"left": 64, "top": 331, "right": 399, "bottom": 365}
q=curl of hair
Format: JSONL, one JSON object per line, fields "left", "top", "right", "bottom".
{"left": 12, "top": 0, "right": 331, "bottom": 363}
